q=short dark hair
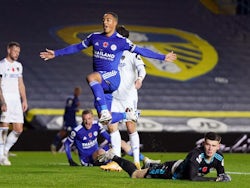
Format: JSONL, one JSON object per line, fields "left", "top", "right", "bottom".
{"left": 74, "top": 86, "right": 81, "bottom": 92}
{"left": 7, "top": 41, "right": 20, "bottom": 48}
{"left": 117, "top": 25, "right": 129, "bottom": 38}
{"left": 105, "top": 11, "right": 118, "bottom": 22}
{"left": 204, "top": 132, "right": 221, "bottom": 143}
{"left": 82, "top": 109, "right": 93, "bottom": 116}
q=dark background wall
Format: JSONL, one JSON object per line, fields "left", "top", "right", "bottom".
{"left": 1, "top": 0, "right": 250, "bottom": 152}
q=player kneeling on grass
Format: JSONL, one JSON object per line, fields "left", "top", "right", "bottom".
{"left": 98, "top": 132, "right": 231, "bottom": 182}
{"left": 64, "top": 109, "right": 111, "bottom": 166}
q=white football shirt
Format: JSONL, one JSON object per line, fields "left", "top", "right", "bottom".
{"left": 112, "top": 51, "right": 144, "bottom": 101}
{"left": 111, "top": 51, "right": 145, "bottom": 112}
{"left": 0, "top": 58, "right": 23, "bottom": 95}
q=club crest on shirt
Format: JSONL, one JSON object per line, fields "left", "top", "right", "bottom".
{"left": 52, "top": 25, "right": 218, "bottom": 81}
{"left": 70, "top": 131, "right": 76, "bottom": 137}
{"left": 110, "top": 44, "right": 117, "bottom": 51}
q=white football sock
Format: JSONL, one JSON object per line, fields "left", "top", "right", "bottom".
{"left": 110, "top": 130, "right": 121, "bottom": 157}
{"left": 0, "top": 127, "right": 9, "bottom": 158}
{"left": 4, "top": 131, "right": 21, "bottom": 155}
{"left": 129, "top": 131, "right": 140, "bottom": 163}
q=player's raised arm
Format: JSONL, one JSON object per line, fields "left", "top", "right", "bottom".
{"left": 165, "top": 51, "right": 177, "bottom": 62}
{"left": 40, "top": 48, "right": 55, "bottom": 61}
{"left": 40, "top": 43, "right": 86, "bottom": 61}
{"left": 133, "top": 46, "right": 177, "bottom": 62}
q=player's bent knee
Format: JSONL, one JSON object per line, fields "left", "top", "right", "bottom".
{"left": 108, "top": 123, "right": 119, "bottom": 132}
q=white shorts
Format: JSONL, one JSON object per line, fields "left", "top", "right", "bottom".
{"left": 111, "top": 95, "right": 138, "bottom": 112}
{"left": 0, "top": 93, "right": 24, "bottom": 123}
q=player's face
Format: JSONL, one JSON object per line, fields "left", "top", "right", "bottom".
{"left": 102, "top": 14, "right": 117, "bottom": 36}
{"left": 7, "top": 45, "right": 20, "bottom": 61}
{"left": 74, "top": 88, "right": 81, "bottom": 96}
{"left": 82, "top": 113, "right": 93, "bottom": 130}
{"left": 203, "top": 139, "right": 220, "bottom": 158}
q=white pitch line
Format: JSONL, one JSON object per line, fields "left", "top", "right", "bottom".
{"left": 49, "top": 162, "right": 69, "bottom": 166}
{"left": 227, "top": 171, "right": 250, "bottom": 175}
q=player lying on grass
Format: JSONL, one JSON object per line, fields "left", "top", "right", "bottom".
{"left": 98, "top": 132, "right": 231, "bottom": 182}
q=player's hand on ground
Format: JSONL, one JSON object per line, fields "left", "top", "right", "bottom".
{"left": 216, "top": 173, "right": 231, "bottom": 182}
{"left": 68, "top": 159, "right": 79, "bottom": 166}
{"left": 165, "top": 51, "right": 177, "bottom": 62}
{"left": 40, "top": 49, "right": 55, "bottom": 61}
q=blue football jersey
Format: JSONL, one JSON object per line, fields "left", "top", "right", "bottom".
{"left": 65, "top": 122, "right": 110, "bottom": 165}
{"left": 82, "top": 32, "right": 135, "bottom": 72}
{"left": 55, "top": 31, "right": 165, "bottom": 73}
{"left": 63, "top": 94, "right": 79, "bottom": 128}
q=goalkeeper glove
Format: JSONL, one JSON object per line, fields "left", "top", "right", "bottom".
{"left": 68, "top": 159, "right": 79, "bottom": 166}
{"left": 216, "top": 173, "right": 232, "bottom": 182}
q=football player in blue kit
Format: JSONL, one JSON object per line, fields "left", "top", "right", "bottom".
{"left": 40, "top": 12, "right": 177, "bottom": 125}
{"left": 98, "top": 132, "right": 231, "bottom": 182}
{"left": 64, "top": 109, "right": 111, "bottom": 166}
{"left": 51, "top": 87, "right": 81, "bottom": 153}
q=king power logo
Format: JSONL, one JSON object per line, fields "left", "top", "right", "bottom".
{"left": 52, "top": 25, "right": 218, "bottom": 81}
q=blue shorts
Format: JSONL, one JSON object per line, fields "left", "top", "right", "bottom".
{"left": 99, "top": 70, "right": 120, "bottom": 93}
{"left": 80, "top": 150, "right": 107, "bottom": 166}
{"left": 145, "top": 161, "right": 177, "bottom": 179}
{"left": 94, "top": 70, "right": 120, "bottom": 112}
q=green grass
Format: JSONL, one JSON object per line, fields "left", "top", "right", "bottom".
{"left": 0, "top": 152, "right": 249, "bottom": 188}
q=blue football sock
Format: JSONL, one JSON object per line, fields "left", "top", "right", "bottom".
{"left": 89, "top": 81, "right": 107, "bottom": 113}
{"left": 126, "top": 149, "right": 145, "bottom": 161}
{"left": 127, "top": 149, "right": 133, "bottom": 156}
{"left": 139, "top": 153, "right": 145, "bottom": 161}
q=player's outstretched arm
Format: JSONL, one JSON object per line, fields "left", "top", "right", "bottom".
{"left": 64, "top": 138, "right": 79, "bottom": 166}
{"left": 40, "top": 48, "right": 55, "bottom": 61}
{"left": 133, "top": 46, "right": 177, "bottom": 63}
{"left": 165, "top": 51, "right": 177, "bottom": 62}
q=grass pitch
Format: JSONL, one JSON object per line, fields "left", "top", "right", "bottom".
{"left": 0, "top": 152, "right": 249, "bottom": 188}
